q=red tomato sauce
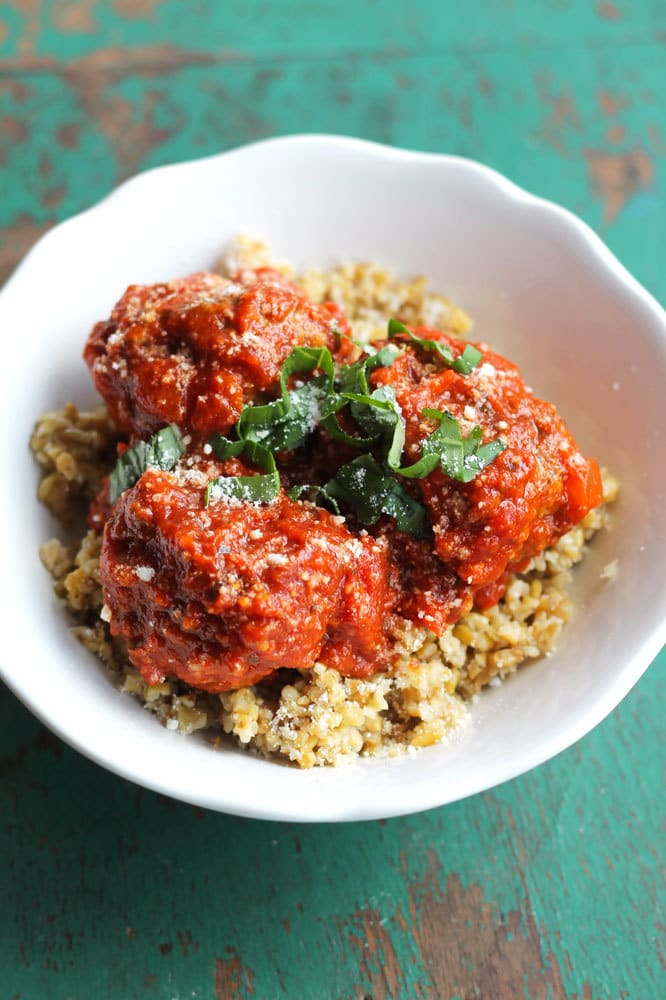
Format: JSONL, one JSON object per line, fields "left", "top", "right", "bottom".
{"left": 87, "top": 274, "right": 602, "bottom": 692}
{"left": 84, "top": 268, "right": 352, "bottom": 442}
{"left": 102, "top": 467, "right": 393, "bottom": 691}
{"left": 371, "top": 330, "right": 603, "bottom": 614}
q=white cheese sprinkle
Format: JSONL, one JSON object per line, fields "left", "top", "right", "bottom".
{"left": 134, "top": 565, "right": 156, "bottom": 582}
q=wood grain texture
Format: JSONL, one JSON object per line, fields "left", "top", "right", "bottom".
{"left": 1, "top": 2, "right": 664, "bottom": 997}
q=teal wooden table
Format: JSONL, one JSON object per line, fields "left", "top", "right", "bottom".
{"left": 2, "top": 4, "right": 664, "bottom": 997}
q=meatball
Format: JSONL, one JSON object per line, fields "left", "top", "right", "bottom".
{"left": 371, "top": 328, "right": 603, "bottom": 607}
{"left": 101, "top": 467, "right": 393, "bottom": 692}
{"left": 379, "top": 526, "right": 476, "bottom": 633}
{"left": 84, "top": 269, "right": 350, "bottom": 441}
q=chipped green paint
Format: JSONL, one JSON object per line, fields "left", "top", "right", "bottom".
{"left": 2, "top": 2, "right": 665, "bottom": 998}
{"left": 2, "top": 0, "right": 665, "bottom": 60}
{"left": 1, "top": 43, "right": 665, "bottom": 298}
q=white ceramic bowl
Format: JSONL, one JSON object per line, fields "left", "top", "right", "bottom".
{"left": 1, "top": 136, "right": 665, "bottom": 822}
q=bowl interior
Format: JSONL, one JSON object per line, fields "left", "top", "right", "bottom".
{"left": 1, "top": 137, "right": 665, "bottom": 821}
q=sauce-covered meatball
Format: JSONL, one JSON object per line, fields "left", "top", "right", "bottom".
{"left": 84, "top": 269, "right": 350, "bottom": 441}
{"left": 371, "top": 329, "right": 603, "bottom": 610}
{"left": 101, "top": 467, "right": 393, "bottom": 692}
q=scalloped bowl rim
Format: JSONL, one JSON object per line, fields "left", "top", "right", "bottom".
{"left": 1, "top": 135, "right": 665, "bottom": 822}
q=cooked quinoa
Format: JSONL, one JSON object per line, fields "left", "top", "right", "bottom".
{"left": 32, "top": 238, "right": 619, "bottom": 767}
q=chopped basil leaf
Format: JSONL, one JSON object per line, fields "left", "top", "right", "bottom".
{"left": 396, "top": 408, "right": 506, "bottom": 483}
{"left": 205, "top": 472, "right": 279, "bottom": 505}
{"left": 206, "top": 439, "right": 279, "bottom": 506}
{"left": 287, "top": 483, "right": 341, "bottom": 515}
{"left": 455, "top": 344, "right": 483, "bottom": 375}
{"left": 344, "top": 384, "right": 405, "bottom": 468}
{"left": 332, "top": 326, "right": 367, "bottom": 353}
{"left": 382, "top": 482, "right": 430, "bottom": 538}
{"left": 238, "top": 346, "right": 335, "bottom": 452}
{"left": 235, "top": 342, "right": 369, "bottom": 454}
{"left": 337, "top": 345, "right": 400, "bottom": 397}
{"left": 240, "top": 375, "right": 330, "bottom": 451}
{"left": 319, "top": 394, "right": 376, "bottom": 448}
{"left": 280, "top": 345, "right": 335, "bottom": 393}
{"left": 462, "top": 436, "right": 507, "bottom": 479}
{"left": 368, "top": 344, "right": 402, "bottom": 368}
{"left": 110, "top": 424, "right": 184, "bottom": 503}
{"left": 319, "top": 345, "right": 401, "bottom": 448}
{"left": 387, "top": 318, "right": 482, "bottom": 375}
{"left": 325, "top": 455, "right": 429, "bottom": 538}
{"left": 320, "top": 346, "right": 404, "bottom": 450}
{"left": 208, "top": 433, "right": 245, "bottom": 462}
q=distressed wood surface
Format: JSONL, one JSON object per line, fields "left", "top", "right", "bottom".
{"left": 2, "top": 3, "right": 665, "bottom": 998}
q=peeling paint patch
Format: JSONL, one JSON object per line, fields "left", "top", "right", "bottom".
{"left": 598, "top": 90, "right": 628, "bottom": 117}
{"left": 55, "top": 123, "right": 81, "bottom": 149}
{"left": 66, "top": 84, "right": 180, "bottom": 182}
{"left": 534, "top": 86, "right": 582, "bottom": 156}
{"left": 338, "top": 906, "right": 411, "bottom": 999}
{"left": 597, "top": 1, "right": 622, "bottom": 20}
{"left": 584, "top": 146, "right": 654, "bottom": 222}
{"left": 51, "top": 0, "right": 98, "bottom": 34}
{"left": 0, "top": 115, "right": 28, "bottom": 144}
{"left": 655, "top": 919, "right": 666, "bottom": 971}
{"left": 113, "top": 0, "right": 161, "bottom": 19}
{"left": 215, "top": 951, "right": 255, "bottom": 999}
{"left": 11, "top": 0, "right": 40, "bottom": 57}
{"left": 408, "top": 851, "right": 575, "bottom": 1000}
{"left": 176, "top": 929, "right": 198, "bottom": 957}
{"left": 1, "top": 42, "right": 237, "bottom": 75}
{"left": 2, "top": 79, "right": 30, "bottom": 102}
{"left": 606, "top": 124, "right": 625, "bottom": 144}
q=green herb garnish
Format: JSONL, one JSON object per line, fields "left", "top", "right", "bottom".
{"left": 238, "top": 346, "right": 335, "bottom": 452}
{"left": 202, "top": 329, "right": 504, "bottom": 534}
{"left": 320, "top": 345, "right": 402, "bottom": 448}
{"left": 110, "top": 423, "right": 184, "bottom": 503}
{"left": 232, "top": 342, "right": 403, "bottom": 454}
{"left": 236, "top": 347, "right": 335, "bottom": 451}
{"left": 387, "top": 318, "right": 482, "bottom": 375}
{"left": 395, "top": 408, "right": 506, "bottom": 483}
{"left": 206, "top": 437, "right": 280, "bottom": 506}
{"left": 324, "top": 455, "right": 429, "bottom": 538}
{"left": 287, "top": 482, "right": 341, "bottom": 515}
